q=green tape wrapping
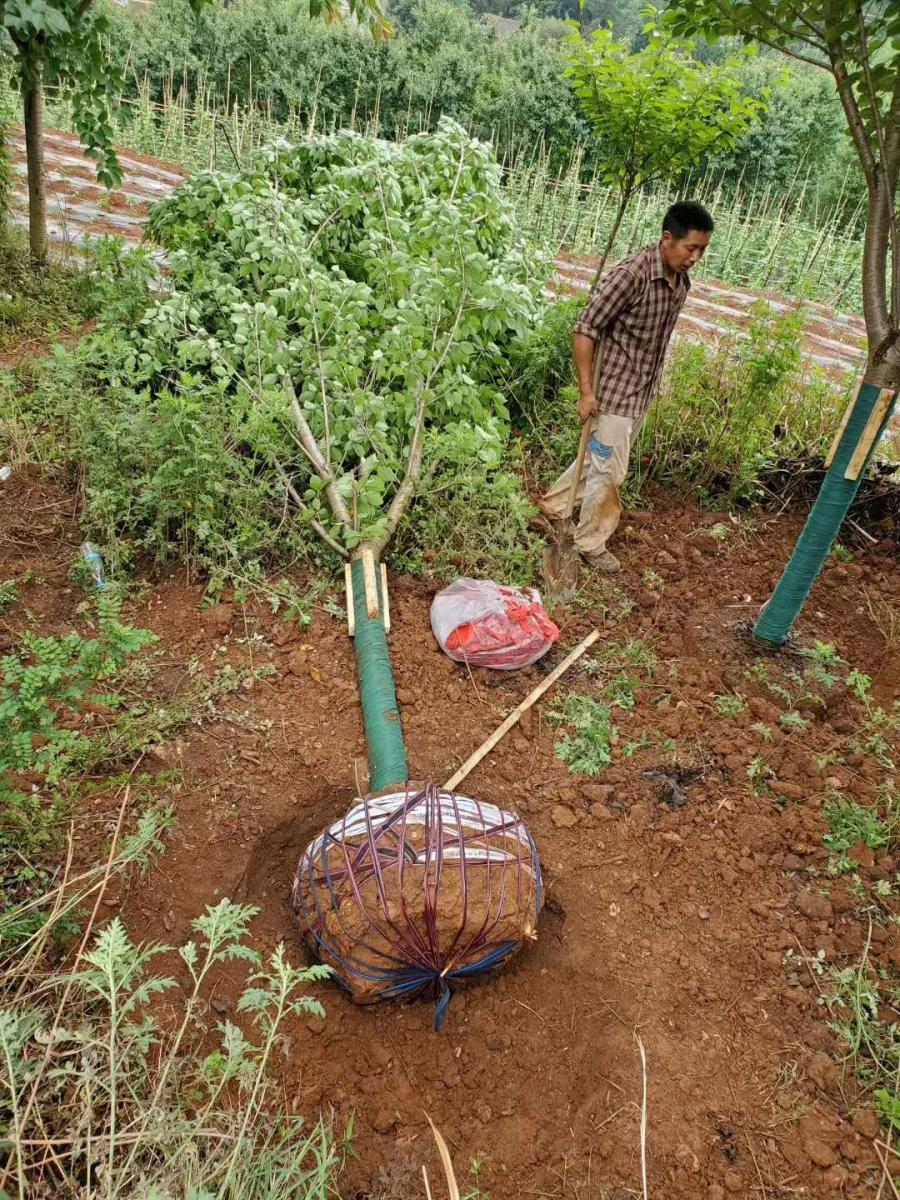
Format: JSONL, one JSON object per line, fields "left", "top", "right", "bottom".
{"left": 350, "top": 558, "right": 408, "bottom": 793}
{"left": 754, "top": 381, "right": 897, "bottom": 644}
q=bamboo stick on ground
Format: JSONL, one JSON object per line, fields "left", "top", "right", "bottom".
{"left": 445, "top": 629, "right": 599, "bottom": 793}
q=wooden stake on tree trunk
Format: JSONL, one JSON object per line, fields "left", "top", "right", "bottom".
{"left": 23, "top": 61, "right": 47, "bottom": 266}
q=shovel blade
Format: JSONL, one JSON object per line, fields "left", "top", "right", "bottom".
{"left": 542, "top": 536, "right": 581, "bottom": 602}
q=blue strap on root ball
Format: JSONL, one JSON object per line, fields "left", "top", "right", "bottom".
{"left": 291, "top": 784, "right": 542, "bottom": 1031}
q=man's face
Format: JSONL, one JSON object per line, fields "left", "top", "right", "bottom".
{"left": 661, "top": 229, "right": 711, "bottom": 274}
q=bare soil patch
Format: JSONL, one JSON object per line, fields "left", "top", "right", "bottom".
{"left": 3, "top": 458, "right": 897, "bottom": 1198}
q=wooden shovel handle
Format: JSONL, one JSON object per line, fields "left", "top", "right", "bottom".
{"left": 566, "top": 420, "right": 593, "bottom": 520}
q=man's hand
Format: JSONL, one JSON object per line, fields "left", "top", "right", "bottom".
{"left": 577, "top": 388, "right": 598, "bottom": 425}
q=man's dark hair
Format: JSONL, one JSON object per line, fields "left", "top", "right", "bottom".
{"left": 663, "top": 201, "right": 715, "bottom": 240}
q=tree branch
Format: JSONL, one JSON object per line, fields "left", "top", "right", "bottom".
{"left": 370, "top": 287, "right": 468, "bottom": 557}
{"left": 711, "top": 0, "right": 828, "bottom": 68}
{"left": 272, "top": 457, "right": 349, "bottom": 559}
{"left": 282, "top": 371, "right": 353, "bottom": 529}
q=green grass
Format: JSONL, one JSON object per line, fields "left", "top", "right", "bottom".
{"left": 823, "top": 792, "right": 898, "bottom": 875}
{"left": 0, "top": 228, "right": 91, "bottom": 350}
{"left": 550, "top": 694, "right": 615, "bottom": 775}
{"left": 827, "top": 943, "right": 900, "bottom": 1134}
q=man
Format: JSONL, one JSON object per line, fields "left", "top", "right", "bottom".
{"left": 541, "top": 200, "right": 714, "bottom": 572}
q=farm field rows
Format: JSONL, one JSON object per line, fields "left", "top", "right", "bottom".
{"left": 7, "top": 126, "right": 869, "bottom": 384}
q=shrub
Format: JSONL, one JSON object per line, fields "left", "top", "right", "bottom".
{"left": 509, "top": 295, "right": 846, "bottom": 504}
{"left": 0, "top": 893, "right": 341, "bottom": 1199}
{"left": 69, "top": 120, "right": 545, "bottom": 577}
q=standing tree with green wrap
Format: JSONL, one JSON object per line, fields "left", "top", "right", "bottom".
{"left": 665, "top": 0, "right": 899, "bottom": 643}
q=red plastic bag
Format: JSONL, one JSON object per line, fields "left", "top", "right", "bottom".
{"left": 430, "top": 578, "right": 559, "bottom": 670}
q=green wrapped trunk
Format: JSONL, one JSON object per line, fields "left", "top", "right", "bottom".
{"left": 350, "top": 556, "right": 408, "bottom": 793}
{"left": 755, "top": 380, "right": 897, "bottom": 644}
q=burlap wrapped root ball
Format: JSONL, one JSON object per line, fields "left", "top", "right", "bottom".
{"left": 291, "top": 784, "right": 542, "bottom": 1030}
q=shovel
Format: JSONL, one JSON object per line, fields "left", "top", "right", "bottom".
{"left": 542, "top": 419, "right": 592, "bottom": 603}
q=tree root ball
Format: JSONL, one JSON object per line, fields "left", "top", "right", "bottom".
{"left": 291, "top": 784, "right": 542, "bottom": 1030}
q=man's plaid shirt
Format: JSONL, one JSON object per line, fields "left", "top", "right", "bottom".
{"left": 575, "top": 243, "right": 690, "bottom": 421}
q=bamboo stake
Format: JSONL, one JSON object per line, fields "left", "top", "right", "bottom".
{"left": 824, "top": 379, "right": 861, "bottom": 468}
{"left": 361, "top": 547, "right": 379, "bottom": 618}
{"left": 344, "top": 563, "right": 355, "bottom": 637}
{"left": 845, "top": 389, "right": 893, "bottom": 480}
{"left": 444, "top": 629, "right": 599, "bottom": 793}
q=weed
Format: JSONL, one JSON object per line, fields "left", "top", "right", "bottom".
{"left": 0, "top": 894, "right": 342, "bottom": 1196}
{"left": 779, "top": 710, "right": 809, "bottom": 731}
{"left": 641, "top": 568, "right": 665, "bottom": 591}
{"left": 827, "top": 940, "right": 900, "bottom": 1131}
{"left": 831, "top": 542, "right": 853, "bottom": 562}
{"left": 846, "top": 668, "right": 872, "bottom": 702}
{"left": 706, "top": 521, "right": 731, "bottom": 541}
{"left": 852, "top": 703, "right": 900, "bottom": 771}
{"left": 823, "top": 793, "right": 897, "bottom": 874}
{"left": 0, "top": 228, "right": 91, "bottom": 348}
{"left": 551, "top": 695, "right": 615, "bottom": 775}
{"left": 393, "top": 454, "right": 541, "bottom": 586}
{"left": 0, "top": 577, "right": 19, "bottom": 613}
{"left": 603, "top": 670, "right": 640, "bottom": 711}
{"left": 751, "top": 722, "right": 774, "bottom": 742}
{"left": 0, "top": 594, "right": 155, "bottom": 864}
{"left": 715, "top": 693, "right": 748, "bottom": 717}
{"left": 747, "top": 755, "right": 774, "bottom": 787}
{"left": 799, "top": 640, "right": 845, "bottom": 688}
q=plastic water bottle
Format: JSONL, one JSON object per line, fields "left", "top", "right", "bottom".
{"left": 80, "top": 542, "right": 107, "bottom": 590}
{"left": 0, "top": 465, "right": 11, "bottom": 482}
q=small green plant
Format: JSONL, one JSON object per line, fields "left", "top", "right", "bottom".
{"left": 0, "top": 595, "right": 156, "bottom": 864}
{"left": 779, "top": 709, "right": 809, "bottom": 731}
{"left": 747, "top": 755, "right": 774, "bottom": 787}
{"left": 852, "top": 703, "right": 900, "bottom": 771}
{"left": 641, "top": 568, "right": 665, "bottom": 591}
{"left": 551, "top": 694, "right": 615, "bottom": 775}
{"left": 846, "top": 668, "right": 872, "bottom": 702}
{"left": 603, "top": 670, "right": 640, "bottom": 711}
{"left": 823, "top": 793, "right": 897, "bottom": 873}
{"left": 799, "top": 640, "right": 845, "bottom": 688}
{"left": 831, "top": 542, "right": 853, "bottom": 562}
{"left": 715, "top": 693, "right": 748, "bottom": 717}
{"left": 0, "top": 896, "right": 341, "bottom": 1197}
{"left": 751, "top": 722, "right": 774, "bottom": 742}
{"left": 0, "top": 577, "right": 19, "bottom": 613}
{"left": 706, "top": 521, "right": 731, "bottom": 541}
{"left": 827, "top": 944, "right": 900, "bottom": 1131}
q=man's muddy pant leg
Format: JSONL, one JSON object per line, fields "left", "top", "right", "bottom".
{"left": 540, "top": 412, "right": 642, "bottom": 558}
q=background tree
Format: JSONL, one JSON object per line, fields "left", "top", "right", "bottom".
{"left": 666, "top": 0, "right": 899, "bottom": 642}
{"left": 563, "top": 20, "right": 762, "bottom": 280}
{"left": 0, "top": 0, "right": 387, "bottom": 265}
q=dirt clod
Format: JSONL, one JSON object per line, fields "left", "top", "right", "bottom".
{"left": 551, "top": 804, "right": 579, "bottom": 828}
{"left": 804, "top": 1137, "right": 838, "bottom": 1168}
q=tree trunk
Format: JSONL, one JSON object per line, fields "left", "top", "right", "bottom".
{"left": 754, "top": 378, "right": 896, "bottom": 644}
{"left": 23, "top": 62, "right": 47, "bottom": 266}
{"left": 349, "top": 549, "right": 407, "bottom": 793}
{"left": 860, "top": 171, "right": 900, "bottom": 390}
{"left": 590, "top": 190, "right": 629, "bottom": 291}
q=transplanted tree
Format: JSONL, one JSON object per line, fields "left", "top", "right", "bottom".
{"left": 564, "top": 20, "right": 762, "bottom": 281}
{"left": 666, "top": 0, "right": 899, "bottom": 643}
{"left": 0, "top": 0, "right": 388, "bottom": 265}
